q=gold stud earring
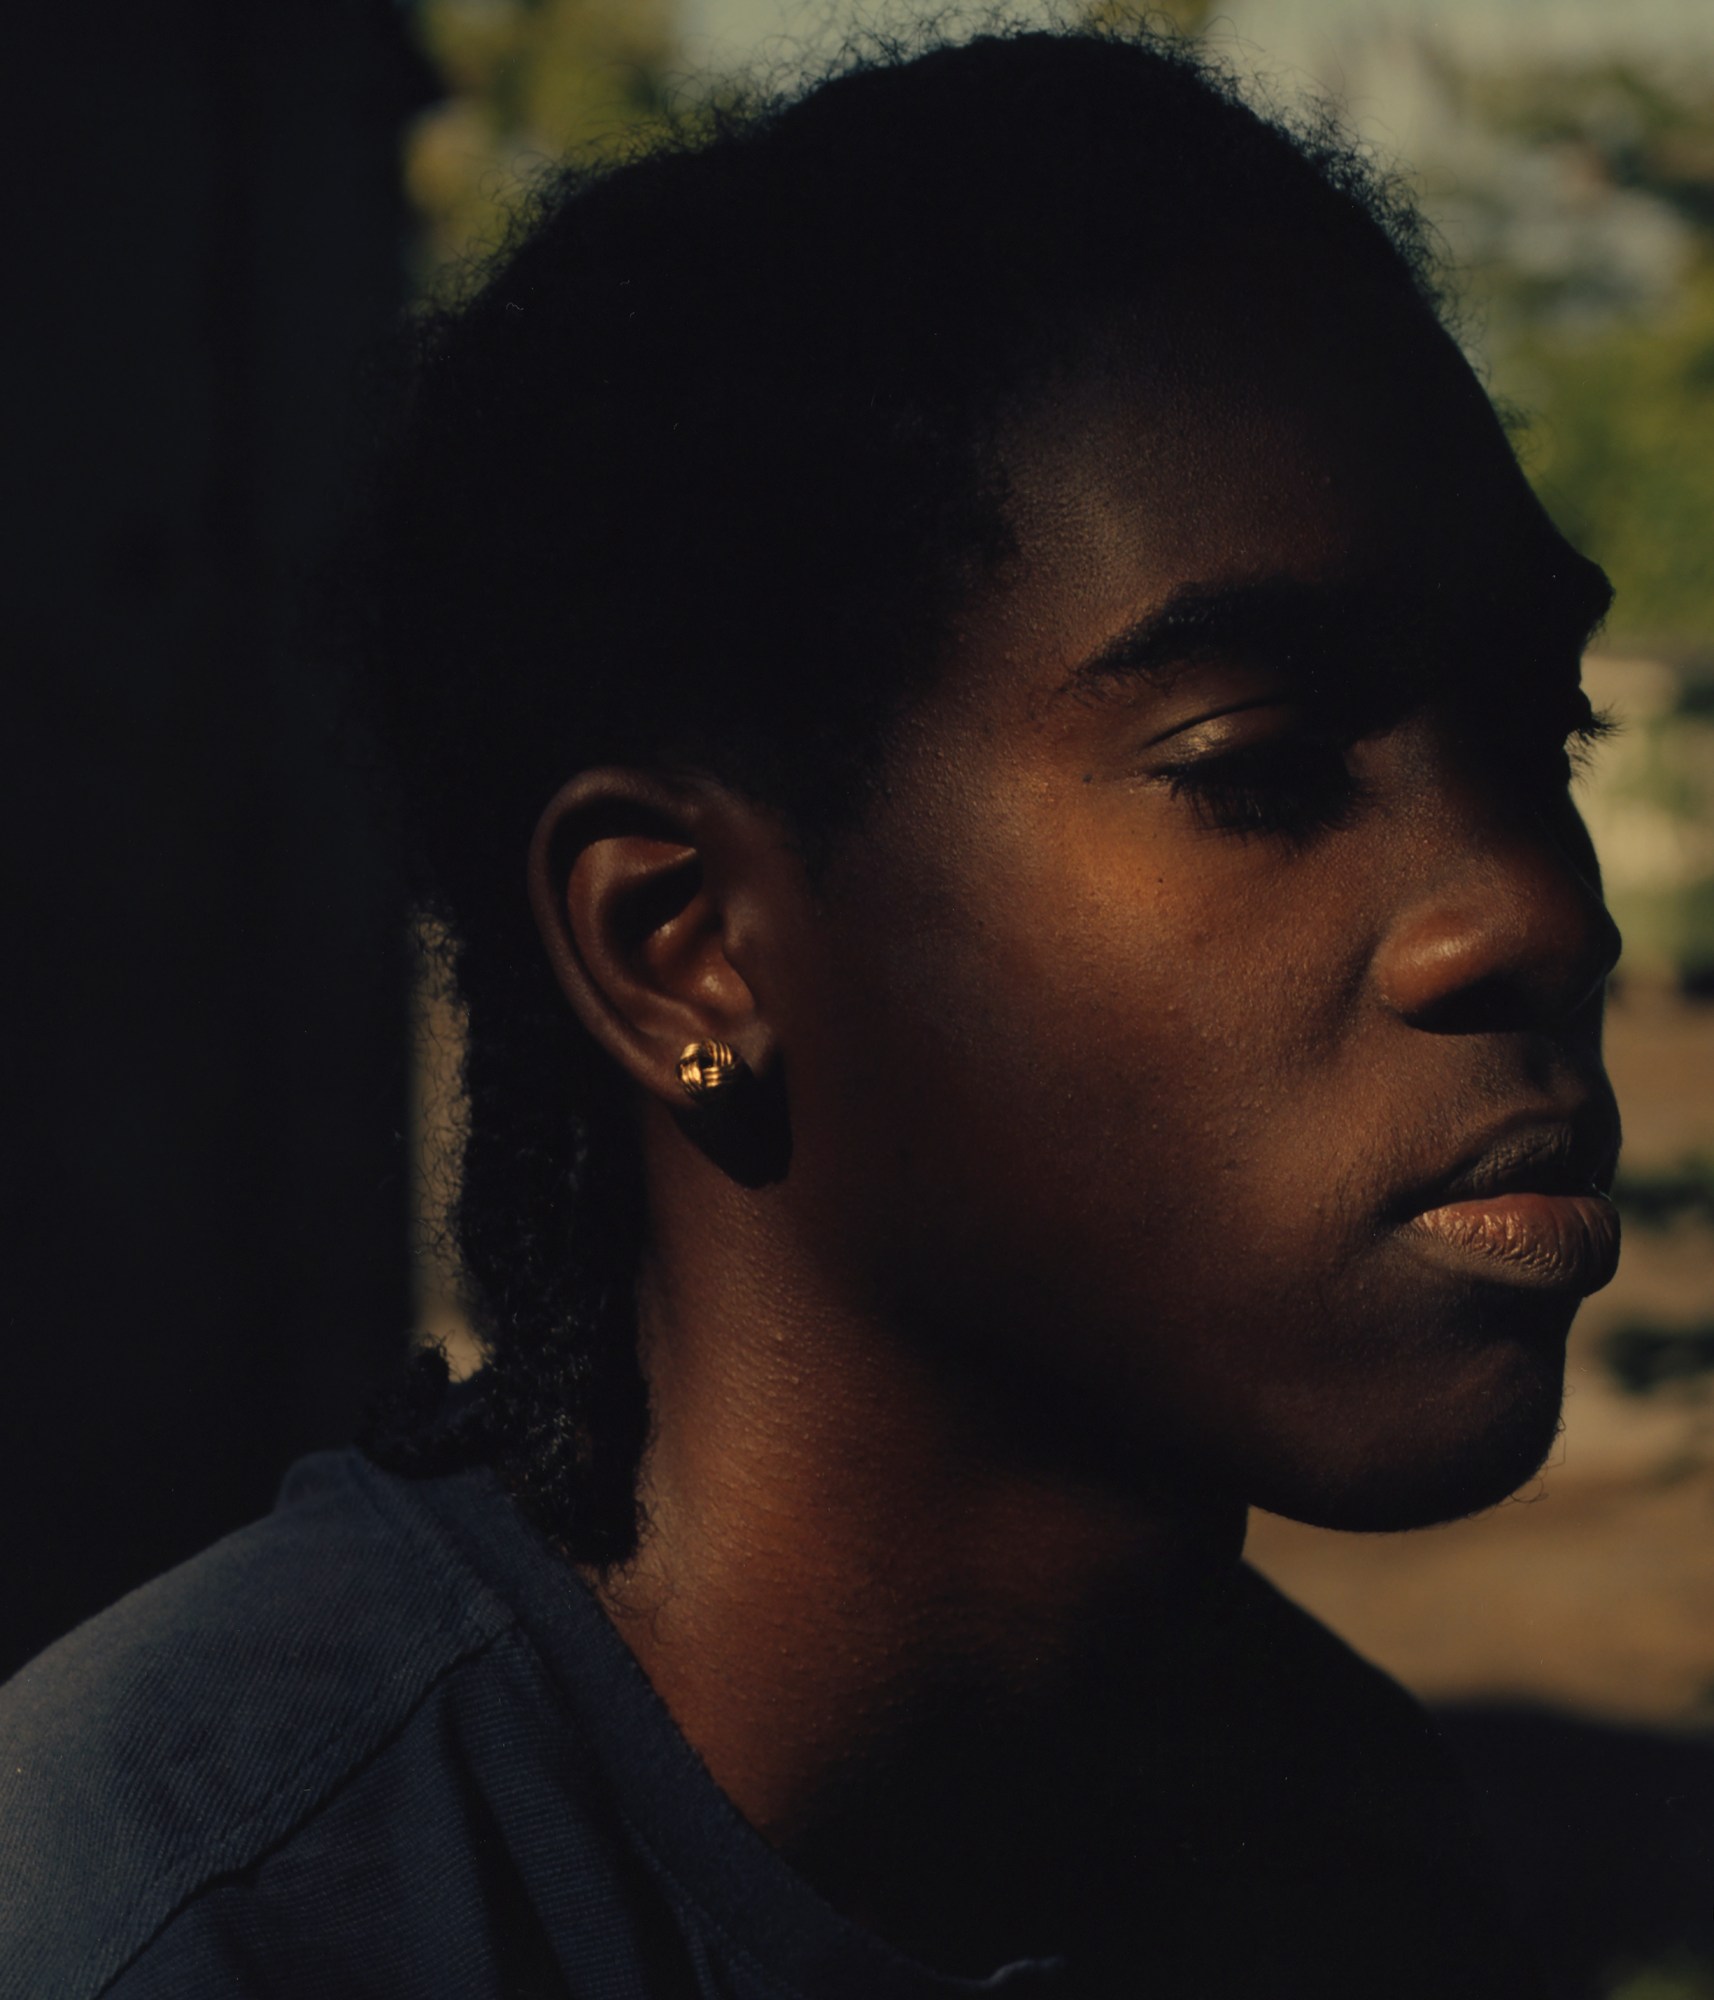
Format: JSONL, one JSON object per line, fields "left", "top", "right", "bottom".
{"left": 676, "top": 1039, "right": 743, "bottom": 1102}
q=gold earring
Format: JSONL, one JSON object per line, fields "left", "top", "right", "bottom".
{"left": 676, "top": 1039, "right": 743, "bottom": 1102}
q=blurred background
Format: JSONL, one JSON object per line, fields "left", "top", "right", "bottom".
{"left": 9, "top": 2, "right": 1714, "bottom": 1993}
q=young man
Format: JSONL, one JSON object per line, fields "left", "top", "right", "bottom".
{"left": 2, "top": 27, "right": 1619, "bottom": 1997}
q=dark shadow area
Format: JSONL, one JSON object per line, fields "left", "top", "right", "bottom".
{"left": 4, "top": 3, "right": 437, "bottom": 1679}
{"left": 1437, "top": 1701, "right": 1714, "bottom": 1998}
{"left": 673, "top": 1059, "right": 795, "bottom": 1188}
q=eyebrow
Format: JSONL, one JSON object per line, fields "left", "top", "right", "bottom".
{"left": 1057, "top": 580, "right": 1361, "bottom": 700}
{"left": 1055, "top": 557, "right": 1617, "bottom": 704}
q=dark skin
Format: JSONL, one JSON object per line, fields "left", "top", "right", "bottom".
{"left": 528, "top": 280, "right": 1622, "bottom": 1973}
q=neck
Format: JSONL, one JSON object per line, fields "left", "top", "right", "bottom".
{"left": 587, "top": 1192, "right": 1247, "bottom": 1974}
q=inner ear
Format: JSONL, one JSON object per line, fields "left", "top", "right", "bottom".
{"left": 576, "top": 835, "right": 703, "bottom": 952}
{"left": 546, "top": 795, "right": 699, "bottom": 928}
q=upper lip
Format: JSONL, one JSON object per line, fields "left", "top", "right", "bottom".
{"left": 1394, "top": 1109, "right": 1621, "bottom": 1221}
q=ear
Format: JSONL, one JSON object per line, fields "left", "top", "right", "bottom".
{"left": 527, "top": 768, "right": 781, "bottom": 1109}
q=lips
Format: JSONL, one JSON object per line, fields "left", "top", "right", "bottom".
{"left": 1393, "top": 1118, "right": 1622, "bottom": 1297}
{"left": 1403, "top": 1190, "right": 1620, "bottom": 1294}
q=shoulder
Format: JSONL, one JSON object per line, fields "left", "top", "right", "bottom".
{"left": 0, "top": 1451, "right": 516, "bottom": 2000}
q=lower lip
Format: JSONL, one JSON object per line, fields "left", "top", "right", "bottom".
{"left": 1399, "top": 1192, "right": 1621, "bottom": 1295}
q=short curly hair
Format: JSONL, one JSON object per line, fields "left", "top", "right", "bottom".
{"left": 343, "top": 19, "right": 1453, "bottom": 1563}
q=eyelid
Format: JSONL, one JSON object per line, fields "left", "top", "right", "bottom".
{"left": 1141, "top": 693, "right": 1299, "bottom": 751}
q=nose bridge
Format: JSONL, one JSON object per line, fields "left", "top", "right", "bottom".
{"left": 1373, "top": 767, "right": 1621, "bottom": 1031}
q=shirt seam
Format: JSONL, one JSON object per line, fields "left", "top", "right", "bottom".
{"left": 92, "top": 1623, "right": 518, "bottom": 2000}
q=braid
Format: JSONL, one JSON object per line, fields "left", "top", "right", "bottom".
{"left": 456, "top": 943, "right": 650, "bottom": 1561}
{"left": 362, "top": 923, "right": 650, "bottom": 1564}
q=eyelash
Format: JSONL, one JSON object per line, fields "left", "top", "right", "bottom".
{"left": 1565, "top": 704, "right": 1621, "bottom": 777}
{"left": 1160, "top": 736, "right": 1361, "bottom": 843}
{"left": 1158, "top": 707, "right": 1620, "bottom": 846}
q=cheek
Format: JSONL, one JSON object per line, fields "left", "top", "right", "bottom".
{"left": 941, "top": 804, "right": 1340, "bottom": 1165}
{"left": 806, "top": 797, "right": 1363, "bottom": 1343}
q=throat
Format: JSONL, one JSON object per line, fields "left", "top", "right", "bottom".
{"left": 762, "top": 1647, "right": 1197, "bottom": 1977}
{"left": 590, "top": 1474, "right": 1244, "bottom": 1978}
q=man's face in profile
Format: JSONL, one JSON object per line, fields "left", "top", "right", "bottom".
{"left": 774, "top": 273, "right": 1622, "bottom": 1536}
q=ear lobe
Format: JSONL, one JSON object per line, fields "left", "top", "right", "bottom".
{"left": 527, "top": 770, "right": 771, "bottom": 1107}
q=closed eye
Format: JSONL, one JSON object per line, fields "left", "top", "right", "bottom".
{"left": 1157, "top": 731, "right": 1363, "bottom": 845}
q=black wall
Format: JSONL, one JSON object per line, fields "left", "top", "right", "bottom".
{"left": 6, "top": 2, "right": 434, "bottom": 1677}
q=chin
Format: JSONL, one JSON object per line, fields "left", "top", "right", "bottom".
{"left": 1254, "top": 1302, "right": 1573, "bottom": 1535}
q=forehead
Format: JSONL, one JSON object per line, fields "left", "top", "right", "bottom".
{"left": 972, "top": 292, "right": 1595, "bottom": 697}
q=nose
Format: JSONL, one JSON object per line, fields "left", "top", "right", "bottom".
{"left": 1373, "top": 799, "right": 1622, "bottom": 1034}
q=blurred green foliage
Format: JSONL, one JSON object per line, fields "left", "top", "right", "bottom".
{"left": 1506, "top": 268, "right": 1714, "bottom": 648}
{"left": 406, "top": 0, "right": 680, "bottom": 287}
{"left": 1467, "top": 64, "right": 1714, "bottom": 652}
